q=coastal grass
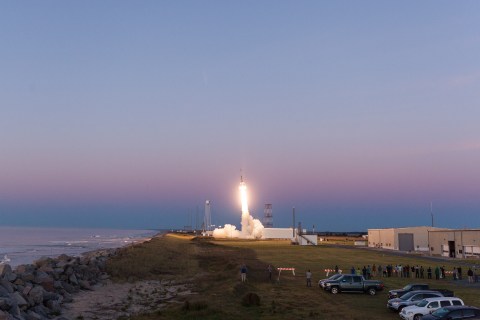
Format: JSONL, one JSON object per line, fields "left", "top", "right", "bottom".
{"left": 107, "top": 234, "right": 199, "bottom": 282}
{"left": 109, "top": 235, "right": 480, "bottom": 319}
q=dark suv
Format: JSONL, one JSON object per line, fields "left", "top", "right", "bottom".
{"left": 421, "top": 306, "right": 480, "bottom": 319}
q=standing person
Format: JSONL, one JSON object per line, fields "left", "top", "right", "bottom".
{"left": 306, "top": 269, "right": 312, "bottom": 287}
{"left": 434, "top": 266, "right": 440, "bottom": 280}
{"left": 467, "top": 268, "right": 474, "bottom": 283}
{"left": 441, "top": 266, "right": 446, "bottom": 279}
{"left": 458, "top": 267, "right": 462, "bottom": 280}
{"left": 427, "top": 266, "right": 432, "bottom": 279}
{"left": 350, "top": 266, "right": 355, "bottom": 274}
{"left": 240, "top": 264, "right": 247, "bottom": 283}
{"left": 420, "top": 266, "right": 424, "bottom": 279}
{"left": 372, "top": 264, "right": 376, "bottom": 277}
{"left": 334, "top": 265, "right": 339, "bottom": 274}
{"left": 267, "top": 265, "right": 273, "bottom": 281}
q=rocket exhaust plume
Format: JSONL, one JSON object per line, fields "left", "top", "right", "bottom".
{"left": 213, "top": 175, "right": 264, "bottom": 239}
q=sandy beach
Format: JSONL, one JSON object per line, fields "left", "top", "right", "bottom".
{"left": 62, "top": 279, "right": 194, "bottom": 320}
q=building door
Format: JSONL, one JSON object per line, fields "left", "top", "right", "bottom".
{"left": 448, "top": 241, "right": 456, "bottom": 258}
{"left": 398, "top": 233, "right": 414, "bottom": 251}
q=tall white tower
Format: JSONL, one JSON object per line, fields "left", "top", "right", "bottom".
{"left": 204, "top": 200, "right": 211, "bottom": 231}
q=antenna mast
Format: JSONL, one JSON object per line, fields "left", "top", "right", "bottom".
{"left": 430, "top": 201, "right": 434, "bottom": 227}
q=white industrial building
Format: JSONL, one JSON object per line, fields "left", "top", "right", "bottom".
{"left": 262, "top": 228, "right": 318, "bottom": 245}
{"left": 368, "top": 226, "right": 447, "bottom": 252}
{"left": 428, "top": 229, "right": 480, "bottom": 258}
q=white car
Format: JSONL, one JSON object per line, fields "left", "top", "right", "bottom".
{"left": 399, "top": 297, "right": 464, "bottom": 320}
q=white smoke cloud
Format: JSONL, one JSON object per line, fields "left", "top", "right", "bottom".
{"left": 212, "top": 177, "right": 264, "bottom": 239}
{"left": 212, "top": 224, "right": 240, "bottom": 238}
{"left": 213, "top": 216, "right": 264, "bottom": 239}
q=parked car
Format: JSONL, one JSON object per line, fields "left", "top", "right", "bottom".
{"left": 318, "top": 273, "right": 342, "bottom": 288}
{"left": 388, "top": 283, "right": 454, "bottom": 299}
{"left": 322, "top": 274, "right": 384, "bottom": 295}
{"left": 420, "top": 306, "right": 480, "bottom": 319}
{"left": 389, "top": 284, "right": 430, "bottom": 299}
{"left": 387, "top": 290, "right": 445, "bottom": 312}
{"left": 399, "top": 297, "right": 464, "bottom": 320}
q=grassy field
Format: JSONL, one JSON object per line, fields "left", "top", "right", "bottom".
{"left": 107, "top": 234, "right": 480, "bottom": 320}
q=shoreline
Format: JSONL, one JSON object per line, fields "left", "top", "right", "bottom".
{"left": 0, "top": 227, "right": 160, "bottom": 268}
{"left": 0, "top": 232, "right": 165, "bottom": 320}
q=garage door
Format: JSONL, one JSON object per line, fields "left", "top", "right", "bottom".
{"left": 398, "top": 233, "right": 414, "bottom": 251}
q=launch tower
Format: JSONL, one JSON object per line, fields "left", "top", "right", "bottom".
{"left": 204, "top": 200, "right": 211, "bottom": 231}
{"left": 263, "top": 204, "right": 273, "bottom": 227}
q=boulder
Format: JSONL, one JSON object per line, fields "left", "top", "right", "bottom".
{"left": 34, "top": 257, "right": 53, "bottom": 269}
{"left": 8, "top": 304, "right": 21, "bottom": 318}
{"left": 3, "top": 272, "right": 16, "bottom": 283}
{"left": 60, "top": 292, "right": 72, "bottom": 303}
{"left": 33, "top": 272, "right": 49, "bottom": 285}
{"left": 22, "top": 286, "right": 32, "bottom": 296}
{"left": 25, "top": 310, "right": 43, "bottom": 320}
{"left": 60, "top": 282, "right": 75, "bottom": 294}
{"left": 45, "top": 299, "right": 61, "bottom": 314}
{"left": 0, "top": 265, "right": 12, "bottom": 277}
{"left": 0, "top": 297, "right": 13, "bottom": 311}
{"left": 13, "top": 279, "right": 25, "bottom": 286}
{"left": 20, "top": 272, "right": 34, "bottom": 283}
{"left": 57, "top": 254, "right": 70, "bottom": 262}
{"left": 28, "top": 287, "right": 43, "bottom": 305}
{"left": 39, "top": 278, "right": 55, "bottom": 293}
{"left": 0, "top": 281, "right": 13, "bottom": 295}
{"left": 68, "top": 274, "right": 78, "bottom": 286}
{"left": 53, "top": 281, "right": 62, "bottom": 290}
{"left": 78, "top": 280, "right": 91, "bottom": 290}
{"left": 99, "top": 273, "right": 109, "bottom": 281}
{"left": 12, "top": 292, "right": 28, "bottom": 308}
{"left": 15, "top": 265, "right": 34, "bottom": 275}
{"left": 42, "top": 291, "right": 59, "bottom": 303}
{"left": 53, "top": 268, "right": 64, "bottom": 275}
{"left": 31, "top": 305, "right": 48, "bottom": 318}
{"left": 64, "top": 267, "right": 73, "bottom": 277}
{"left": 0, "top": 286, "right": 9, "bottom": 298}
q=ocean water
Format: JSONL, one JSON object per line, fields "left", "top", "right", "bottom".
{"left": 0, "top": 226, "right": 158, "bottom": 267}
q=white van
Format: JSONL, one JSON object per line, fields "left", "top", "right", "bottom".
{"left": 399, "top": 297, "right": 464, "bottom": 320}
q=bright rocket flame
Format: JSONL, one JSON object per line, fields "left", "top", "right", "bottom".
{"left": 212, "top": 176, "right": 264, "bottom": 239}
{"left": 239, "top": 180, "right": 248, "bottom": 214}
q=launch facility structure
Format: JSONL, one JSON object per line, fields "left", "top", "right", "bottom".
{"left": 210, "top": 176, "right": 317, "bottom": 245}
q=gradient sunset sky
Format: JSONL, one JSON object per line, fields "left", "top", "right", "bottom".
{"left": 1, "top": 1, "right": 479, "bottom": 231}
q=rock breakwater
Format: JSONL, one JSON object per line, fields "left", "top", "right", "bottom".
{"left": 0, "top": 249, "right": 115, "bottom": 320}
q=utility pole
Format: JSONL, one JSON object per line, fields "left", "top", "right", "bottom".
{"left": 431, "top": 201, "right": 434, "bottom": 227}
{"left": 196, "top": 206, "right": 199, "bottom": 231}
{"left": 292, "top": 207, "right": 296, "bottom": 237}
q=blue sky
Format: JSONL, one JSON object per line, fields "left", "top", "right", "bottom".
{"left": 1, "top": 1, "right": 479, "bottom": 231}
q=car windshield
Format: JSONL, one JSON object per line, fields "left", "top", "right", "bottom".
{"left": 400, "top": 292, "right": 415, "bottom": 300}
{"left": 431, "top": 308, "right": 449, "bottom": 317}
{"left": 402, "top": 284, "right": 413, "bottom": 290}
{"left": 329, "top": 274, "right": 342, "bottom": 280}
{"left": 415, "top": 300, "right": 428, "bottom": 307}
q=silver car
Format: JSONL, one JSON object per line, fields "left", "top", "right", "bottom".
{"left": 388, "top": 290, "right": 444, "bottom": 312}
